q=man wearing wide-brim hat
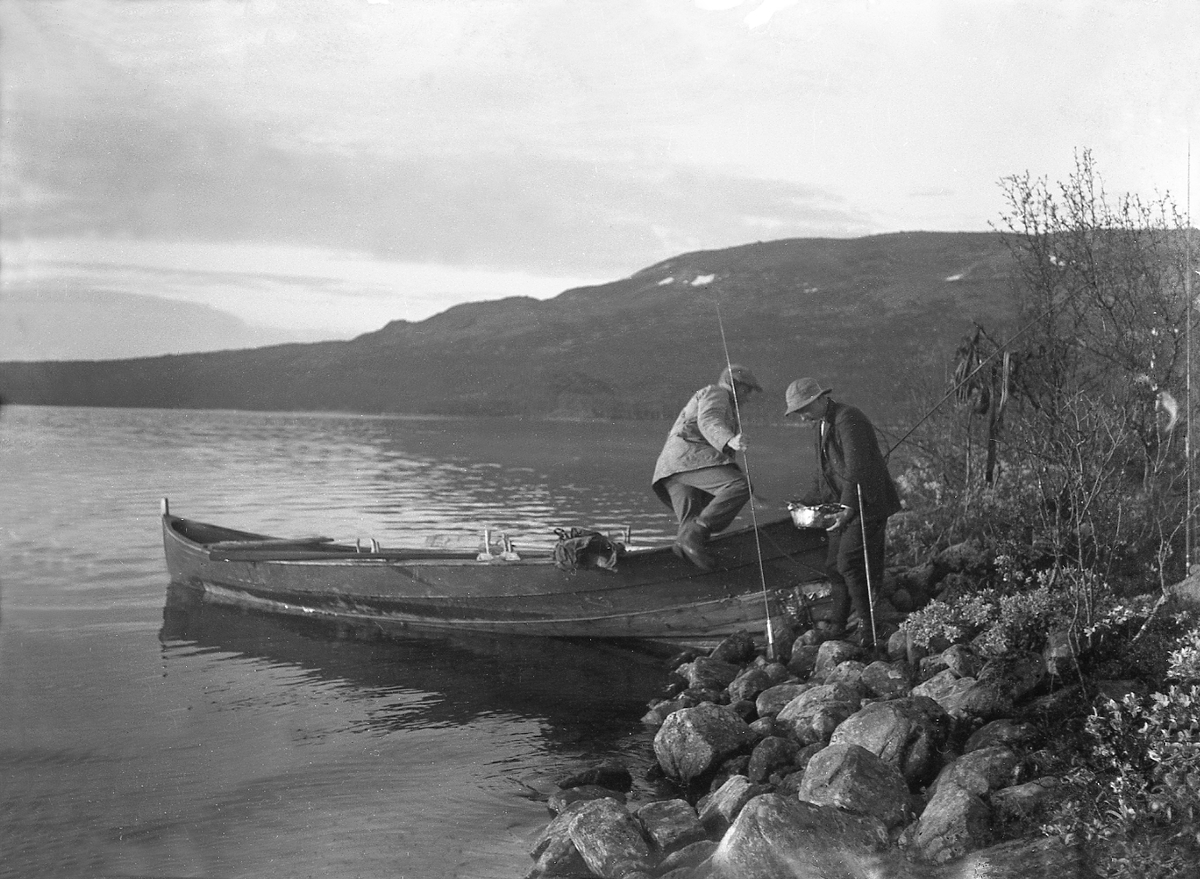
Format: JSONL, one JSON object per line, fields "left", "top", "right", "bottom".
{"left": 652, "top": 364, "right": 762, "bottom": 570}
{"left": 785, "top": 377, "right": 902, "bottom": 649}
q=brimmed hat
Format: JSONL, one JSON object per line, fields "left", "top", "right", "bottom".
{"left": 719, "top": 364, "right": 762, "bottom": 392}
{"left": 785, "top": 378, "right": 830, "bottom": 415}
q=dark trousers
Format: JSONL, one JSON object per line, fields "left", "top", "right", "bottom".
{"left": 661, "top": 465, "right": 751, "bottom": 538}
{"left": 826, "top": 516, "right": 888, "bottom": 641}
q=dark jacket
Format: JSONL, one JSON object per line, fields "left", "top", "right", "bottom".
{"left": 816, "top": 400, "right": 902, "bottom": 521}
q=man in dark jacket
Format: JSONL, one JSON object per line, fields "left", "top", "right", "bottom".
{"left": 652, "top": 364, "right": 761, "bottom": 570}
{"left": 785, "top": 377, "right": 902, "bottom": 648}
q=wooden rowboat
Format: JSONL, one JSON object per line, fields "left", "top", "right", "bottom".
{"left": 160, "top": 498, "right": 831, "bottom": 648}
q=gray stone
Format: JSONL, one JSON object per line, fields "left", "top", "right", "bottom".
{"left": 903, "top": 782, "right": 992, "bottom": 864}
{"left": 931, "top": 746, "right": 1021, "bottom": 798}
{"left": 829, "top": 696, "right": 951, "bottom": 787}
{"left": 531, "top": 800, "right": 592, "bottom": 859}
{"left": 709, "top": 629, "right": 757, "bottom": 665}
{"left": 988, "top": 777, "right": 1062, "bottom": 820}
{"left": 708, "top": 794, "right": 889, "bottom": 879}
{"left": 680, "top": 656, "right": 742, "bottom": 691}
{"left": 953, "top": 835, "right": 1093, "bottom": 878}
{"left": 786, "top": 643, "right": 820, "bottom": 679}
{"left": 825, "top": 659, "right": 868, "bottom": 685}
{"left": 860, "top": 659, "right": 913, "bottom": 699}
{"left": 566, "top": 798, "right": 654, "bottom": 879}
{"left": 557, "top": 761, "right": 633, "bottom": 793}
{"left": 942, "top": 643, "right": 984, "bottom": 678}
{"left": 754, "top": 682, "right": 813, "bottom": 718}
{"left": 775, "top": 698, "right": 857, "bottom": 746}
{"left": 760, "top": 661, "right": 791, "bottom": 685}
{"left": 814, "top": 640, "right": 861, "bottom": 679}
{"left": 935, "top": 539, "right": 989, "bottom": 575}
{"left": 547, "top": 784, "right": 625, "bottom": 814}
{"left": 918, "top": 652, "right": 951, "bottom": 682}
{"left": 655, "top": 839, "right": 717, "bottom": 876}
{"left": 798, "top": 743, "right": 913, "bottom": 829}
{"left": 727, "top": 666, "right": 773, "bottom": 703}
{"left": 914, "top": 672, "right": 1013, "bottom": 721}
{"left": 697, "top": 774, "right": 771, "bottom": 835}
{"left": 525, "top": 833, "right": 589, "bottom": 879}
{"left": 964, "top": 718, "right": 1039, "bottom": 754}
{"left": 746, "top": 735, "right": 804, "bottom": 783}
{"left": 653, "top": 703, "right": 757, "bottom": 785}
{"left": 726, "top": 698, "right": 757, "bottom": 723}
{"left": 641, "top": 697, "right": 686, "bottom": 728}
{"left": 747, "top": 716, "right": 777, "bottom": 739}
{"left": 633, "top": 798, "right": 707, "bottom": 853}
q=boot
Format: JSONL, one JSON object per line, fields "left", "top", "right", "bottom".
{"left": 673, "top": 521, "right": 715, "bottom": 571}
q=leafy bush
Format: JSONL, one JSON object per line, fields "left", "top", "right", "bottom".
{"left": 1168, "top": 626, "right": 1200, "bottom": 683}
{"left": 1043, "top": 685, "right": 1200, "bottom": 878}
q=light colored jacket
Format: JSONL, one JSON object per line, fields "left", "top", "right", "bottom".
{"left": 652, "top": 384, "right": 740, "bottom": 500}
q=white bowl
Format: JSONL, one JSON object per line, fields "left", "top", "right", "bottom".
{"left": 787, "top": 502, "right": 849, "bottom": 529}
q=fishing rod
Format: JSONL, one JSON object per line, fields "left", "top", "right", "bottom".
{"left": 714, "top": 300, "right": 778, "bottom": 658}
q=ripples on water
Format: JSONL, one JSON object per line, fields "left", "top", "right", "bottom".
{"left": 0, "top": 405, "right": 813, "bottom": 878}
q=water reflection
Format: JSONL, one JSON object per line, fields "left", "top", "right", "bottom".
{"left": 159, "top": 585, "right": 672, "bottom": 747}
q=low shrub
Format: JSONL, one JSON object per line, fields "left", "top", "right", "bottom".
{"left": 1042, "top": 684, "right": 1200, "bottom": 878}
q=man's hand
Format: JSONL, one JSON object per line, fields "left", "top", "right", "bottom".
{"left": 726, "top": 434, "right": 747, "bottom": 454}
{"left": 826, "top": 506, "right": 854, "bottom": 531}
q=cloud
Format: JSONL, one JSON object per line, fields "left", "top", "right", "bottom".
{"left": 3, "top": 238, "right": 599, "bottom": 335}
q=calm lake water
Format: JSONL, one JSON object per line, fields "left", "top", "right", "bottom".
{"left": 0, "top": 404, "right": 815, "bottom": 879}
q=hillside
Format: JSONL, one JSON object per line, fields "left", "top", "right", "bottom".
{"left": 0, "top": 232, "right": 1017, "bottom": 424}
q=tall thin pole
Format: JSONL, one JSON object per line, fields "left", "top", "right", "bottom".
{"left": 1187, "top": 143, "right": 1194, "bottom": 572}
{"left": 714, "top": 300, "right": 776, "bottom": 657}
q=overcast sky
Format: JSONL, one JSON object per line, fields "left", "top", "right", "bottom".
{"left": 2, "top": 0, "right": 1196, "bottom": 351}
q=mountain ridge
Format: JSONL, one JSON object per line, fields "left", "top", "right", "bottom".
{"left": 0, "top": 231, "right": 1018, "bottom": 423}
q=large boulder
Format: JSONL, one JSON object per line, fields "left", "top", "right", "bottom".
{"left": 988, "top": 777, "right": 1062, "bottom": 821}
{"left": 824, "top": 659, "right": 868, "bottom": 686}
{"left": 655, "top": 839, "right": 718, "bottom": 877}
{"left": 754, "top": 682, "right": 813, "bottom": 719}
{"left": 829, "top": 696, "right": 950, "bottom": 787}
{"left": 557, "top": 760, "right": 633, "bottom": 793}
{"left": 567, "top": 798, "right": 654, "bottom": 878}
{"left": 814, "top": 640, "right": 862, "bottom": 680}
{"left": 680, "top": 656, "right": 742, "bottom": 691}
{"left": 727, "top": 666, "right": 774, "bottom": 704}
{"left": 697, "top": 774, "right": 771, "bottom": 835}
{"left": 963, "top": 718, "right": 1040, "bottom": 754}
{"left": 547, "top": 784, "right": 625, "bottom": 814}
{"left": 860, "top": 659, "right": 913, "bottom": 699}
{"left": 530, "top": 799, "right": 592, "bottom": 859}
{"left": 708, "top": 794, "right": 889, "bottom": 879}
{"left": 913, "top": 671, "right": 1013, "bottom": 721}
{"left": 774, "top": 685, "right": 861, "bottom": 746}
{"left": 709, "top": 629, "right": 758, "bottom": 665}
{"left": 746, "top": 735, "right": 805, "bottom": 784}
{"left": 633, "top": 799, "right": 707, "bottom": 854}
{"left": 526, "top": 832, "right": 589, "bottom": 879}
{"left": 786, "top": 643, "right": 820, "bottom": 679}
{"left": 653, "top": 703, "right": 756, "bottom": 785}
{"left": 930, "top": 746, "right": 1021, "bottom": 797}
{"left": 797, "top": 743, "right": 913, "bottom": 829}
{"left": 903, "top": 783, "right": 992, "bottom": 864}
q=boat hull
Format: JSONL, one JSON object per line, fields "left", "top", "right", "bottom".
{"left": 162, "top": 507, "right": 831, "bottom": 647}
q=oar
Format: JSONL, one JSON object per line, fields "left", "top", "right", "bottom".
{"left": 208, "top": 536, "right": 336, "bottom": 551}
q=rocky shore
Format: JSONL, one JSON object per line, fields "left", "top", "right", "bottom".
{"left": 524, "top": 546, "right": 1110, "bottom": 879}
